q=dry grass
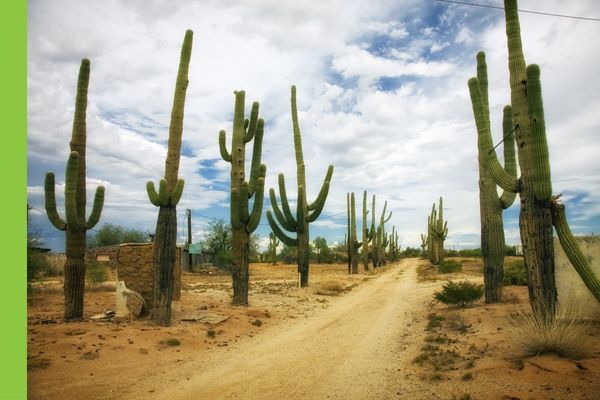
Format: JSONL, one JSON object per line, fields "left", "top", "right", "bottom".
{"left": 315, "top": 280, "right": 346, "bottom": 296}
{"left": 509, "top": 305, "right": 593, "bottom": 359}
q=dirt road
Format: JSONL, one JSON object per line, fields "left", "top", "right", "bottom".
{"left": 144, "top": 258, "right": 440, "bottom": 400}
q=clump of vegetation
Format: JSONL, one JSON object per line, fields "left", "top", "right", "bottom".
{"left": 434, "top": 281, "right": 483, "bottom": 308}
{"left": 438, "top": 259, "right": 463, "bottom": 274}
{"left": 461, "top": 372, "right": 473, "bottom": 381}
{"left": 86, "top": 262, "right": 110, "bottom": 287}
{"left": 207, "top": 330, "right": 216, "bottom": 339}
{"left": 503, "top": 258, "right": 527, "bottom": 286}
{"left": 163, "top": 338, "right": 181, "bottom": 347}
{"left": 315, "top": 280, "right": 345, "bottom": 296}
{"left": 509, "top": 306, "right": 591, "bottom": 359}
{"left": 426, "top": 313, "right": 445, "bottom": 331}
{"left": 445, "top": 313, "right": 471, "bottom": 333}
{"left": 251, "top": 319, "right": 262, "bottom": 327}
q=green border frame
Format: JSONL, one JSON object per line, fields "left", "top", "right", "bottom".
{"left": 1, "top": 0, "right": 26, "bottom": 398}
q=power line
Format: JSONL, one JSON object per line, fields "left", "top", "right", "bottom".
{"left": 435, "top": 0, "right": 600, "bottom": 22}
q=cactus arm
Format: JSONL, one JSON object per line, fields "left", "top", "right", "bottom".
{"left": 247, "top": 176, "right": 265, "bottom": 233}
{"left": 500, "top": 104, "right": 518, "bottom": 209}
{"left": 240, "top": 181, "right": 250, "bottom": 223}
{"left": 170, "top": 179, "right": 185, "bottom": 206}
{"left": 269, "top": 188, "right": 297, "bottom": 232}
{"left": 247, "top": 120, "right": 265, "bottom": 196}
{"left": 307, "top": 180, "right": 331, "bottom": 223}
{"left": 218, "top": 130, "right": 232, "bottom": 162}
{"left": 44, "top": 172, "right": 67, "bottom": 231}
{"left": 231, "top": 188, "right": 241, "bottom": 230}
{"left": 380, "top": 201, "right": 392, "bottom": 224}
{"left": 85, "top": 185, "right": 105, "bottom": 229}
{"left": 64, "top": 151, "right": 81, "bottom": 231}
{"left": 308, "top": 165, "right": 334, "bottom": 211}
{"left": 526, "top": 64, "right": 552, "bottom": 202}
{"left": 354, "top": 241, "right": 363, "bottom": 249}
{"left": 266, "top": 211, "right": 299, "bottom": 246}
{"left": 146, "top": 181, "right": 161, "bottom": 207}
{"left": 277, "top": 173, "right": 297, "bottom": 227}
{"left": 290, "top": 85, "right": 305, "bottom": 169}
{"left": 550, "top": 198, "right": 600, "bottom": 303}
{"left": 297, "top": 185, "right": 306, "bottom": 235}
{"left": 164, "top": 29, "right": 192, "bottom": 191}
{"left": 468, "top": 77, "right": 520, "bottom": 193}
{"left": 243, "top": 101, "right": 260, "bottom": 143}
{"left": 158, "top": 179, "right": 169, "bottom": 206}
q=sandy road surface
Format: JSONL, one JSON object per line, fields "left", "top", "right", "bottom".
{"left": 144, "top": 259, "right": 440, "bottom": 400}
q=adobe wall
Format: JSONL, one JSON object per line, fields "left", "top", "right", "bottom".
{"left": 116, "top": 243, "right": 181, "bottom": 309}
{"left": 554, "top": 236, "right": 600, "bottom": 319}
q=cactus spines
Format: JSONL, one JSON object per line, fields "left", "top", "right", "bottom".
{"left": 347, "top": 192, "right": 362, "bottom": 274}
{"left": 220, "top": 91, "right": 267, "bottom": 306}
{"left": 267, "top": 85, "right": 334, "bottom": 287}
{"left": 469, "top": 51, "right": 518, "bottom": 303}
{"left": 44, "top": 59, "right": 105, "bottom": 321}
{"left": 146, "top": 30, "right": 193, "bottom": 326}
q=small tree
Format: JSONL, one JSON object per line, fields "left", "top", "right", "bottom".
{"left": 202, "top": 219, "right": 233, "bottom": 269}
{"left": 434, "top": 281, "right": 483, "bottom": 308}
{"left": 87, "top": 223, "right": 148, "bottom": 247}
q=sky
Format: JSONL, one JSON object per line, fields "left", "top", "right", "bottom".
{"left": 27, "top": 0, "right": 600, "bottom": 253}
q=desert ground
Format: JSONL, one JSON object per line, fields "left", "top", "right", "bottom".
{"left": 28, "top": 258, "right": 600, "bottom": 399}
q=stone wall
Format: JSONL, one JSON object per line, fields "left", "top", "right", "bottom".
{"left": 554, "top": 236, "right": 600, "bottom": 319}
{"left": 115, "top": 243, "right": 181, "bottom": 309}
{"left": 86, "top": 246, "right": 119, "bottom": 267}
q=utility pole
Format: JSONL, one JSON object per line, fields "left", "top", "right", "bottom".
{"left": 186, "top": 209, "right": 192, "bottom": 267}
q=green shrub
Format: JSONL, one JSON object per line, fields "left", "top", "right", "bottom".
{"left": 434, "top": 281, "right": 483, "bottom": 308}
{"left": 503, "top": 258, "right": 527, "bottom": 286}
{"left": 86, "top": 262, "right": 109, "bottom": 286}
{"left": 439, "top": 259, "right": 462, "bottom": 274}
{"left": 27, "top": 250, "right": 51, "bottom": 281}
{"left": 458, "top": 248, "right": 482, "bottom": 257}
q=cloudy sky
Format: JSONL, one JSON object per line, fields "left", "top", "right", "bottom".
{"left": 27, "top": 0, "right": 600, "bottom": 253}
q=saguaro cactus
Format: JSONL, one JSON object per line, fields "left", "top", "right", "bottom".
{"left": 469, "top": 0, "right": 600, "bottom": 317}
{"left": 146, "top": 30, "right": 192, "bottom": 325}
{"left": 45, "top": 59, "right": 105, "bottom": 321}
{"left": 420, "top": 234, "right": 428, "bottom": 259}
{"left": 373, "top": 199, "right": 392, "bottom": 268}
{"left": 268, "top": 232, "right": 280, "bottom": 265}
{"left": 347, "top": 192, "right": 362, "bottom": 274}
{"left": 219, "top": 91, "right": 266, "bottom": 306}
{"left": 361, "top": 191, "right": 375, "bottom": 271}
{"left": 428, "top": 197, "right": 448, "bottom": 265}
{"left": 469, "top": 52, "right": 518, "bottom": 303}
{"left": 267, "top": 86, "right": 334, "bottom": 287}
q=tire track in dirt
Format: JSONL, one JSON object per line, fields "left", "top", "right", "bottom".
{"left": 143, "top": 258, "right": 440, "bottom": 400}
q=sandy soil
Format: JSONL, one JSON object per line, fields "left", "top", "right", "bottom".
{"left": 28, "top": 258, "right": 600, "bottom": 399}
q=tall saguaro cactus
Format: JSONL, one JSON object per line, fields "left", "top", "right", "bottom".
{"left": 420, "top": 233, "right": 428, "bottom": 259}
{"left": 469, "top": 52, "right": 517, "bottom": 303}
{"left": 146, "top": 30, "right": 192, "bottom": 325}
{"left": 347, "top": 192, "right": 362, "bottom": 274}
{"left": 268, "top": 232, "right": 280, "bottom": 265}
{"left": 468, "top": 0, "right": 600, "bottom": 319}
{"left": 45, "top": 59, "right": 105, "bottom": 321}
{"left": 361, "top": 191, "right": 375, "bottom": 271}
{"left": 219, "top": 91, "right": 266, "bottom": 306}
{"left": 267, "top": 86, "right": 334, "bottom": 287}
{"left": 373, "top": 199, "right": 392, "bottom": 268}
{"left": 428, "top": 197, "right": 448, "bottom": 265}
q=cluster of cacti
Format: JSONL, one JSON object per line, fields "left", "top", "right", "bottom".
{"left": 44, "top": 58, "right": 105, "bottom": 321}
{"left": 346, "top": 192, "right": 362, "bottom": 274}
{"left": 469, "top": 52, "right": 517, "bottom": 303}
{"left": 372, "top": 198, "right": 392, "bottom": 268}
{"left": 146, "top": 30, "right": 193, "bottom": 325}
{"left": 426, "top": 197, "right": 448, "bottom": 265}
{"left": 267, "top": 86, "right": 334, "bottom": 287}
{"left": 268, "top": 232, "right": 279, "bottom": 265}
{"left": 469, "top": 0, "right": 600, "bottom": 318}
{"left": 388, "top": 226, "right": 400, "bottom": 262}
{"left": 219, "top": 91, "right": 266, "bottom": 305}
